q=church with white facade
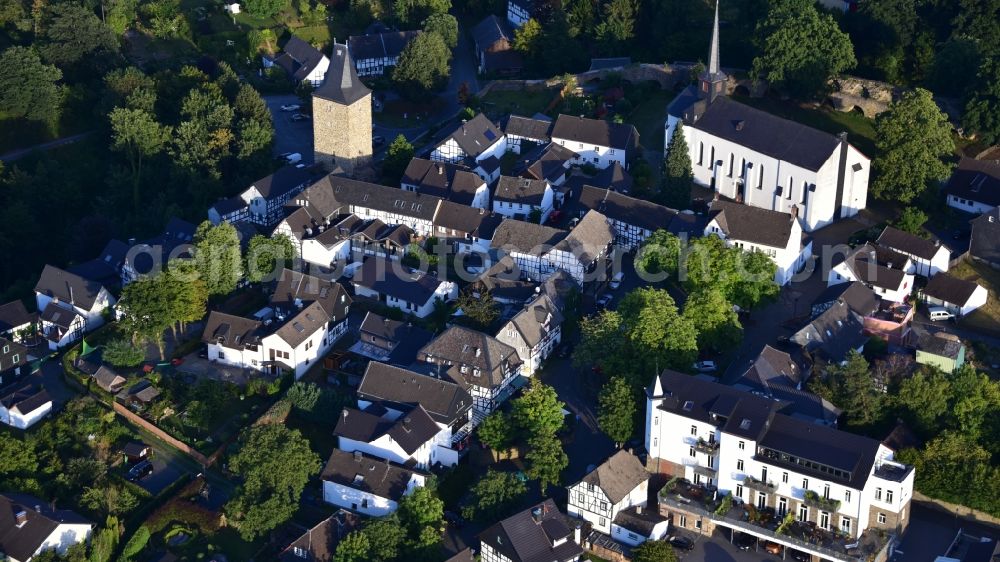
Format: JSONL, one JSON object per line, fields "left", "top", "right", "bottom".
{"left": 664, "top": 2, "right": 870, "bottom": 232}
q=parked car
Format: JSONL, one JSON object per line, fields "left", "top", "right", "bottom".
{"left": 735, "top": 532, "right": 756, "bottom": 551}
{"left": 928, "top": 306, "right": 954, "bottom": 322}
{"left": 609, "top": 271, "right": 624, "bottom": 289}
{"left": 596, "top": 294, "right": 613, "bottom": 307}
{"left": 788, "top": 549, "right": 810, "bottom": 562}
{"left": 693, "top": 360, "right": 717, "bottom": 373}
{"left": 284, "top": 153, "right": 303, "bottom": 164}
{"left": 668, "top": 535, "right": 695, "bottom": 550}
{"left": 291, "top": 113, "right": 310, "bottom": 121}
{"left": 280, "top": 104, "right": 301, "bottom": 112}
{"left": 764, "top": 541, "right": 783, "bottom": 555}
{"left": 127, "top": 460, "right": 154, "bottom": 482}
{"left": 546, "top": 209, "right": 563, "bottom": 224}
{"left": 568, "top": 217, "right": 581, "bottom": 228}
{"left": 373, "top": 135, "right": 385, "bottom": 146}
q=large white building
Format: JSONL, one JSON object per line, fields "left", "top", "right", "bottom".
{"left": 828, "top": 244, "right": 914, "bottom": 304}
{"left": 335, "top": 404, "right": 457, "bottom": 469}
{"left": 321, "top": 449, "right": 428, "bottom": 517}
{"left": 646, "top": 371, "right": 914, "bottom": 544}
{"left": 664, "top": 2, "right": 869, "bottom": 232}
{"left": 492, "top": 176, "right": 555, "bottom": 222}
{"left": 875, "top": 226, "right": 950, "bottom": 278}
{"left": 551, "top": 114, "right": 638, "bottom": 170}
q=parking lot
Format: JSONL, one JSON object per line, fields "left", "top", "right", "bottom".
{"left": 264, "top": 94, "right": 313, "bottom": 163}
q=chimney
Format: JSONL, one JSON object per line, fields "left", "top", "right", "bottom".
{"left": 735, "top": 120, "right": 745, "bottom": 131}
{"left": 636, "top": 505, "right": 642, "bottom": 515}
{"left": 574, "top": 524, "right": 582, "bottom": 544}
{"left": 68, "top": 284, "right": 75, "bottom": 305}
{"left": 475, "top": 347, "right": 482, "bottom": 357}
{"left": 353, "top": 450, "right": 362, "bottom": 461}
{"left": 531, "top": 507, "right": 543, "bottom": 523}
{"left": 14, "top": 509, "right": 27, "bottom": 527}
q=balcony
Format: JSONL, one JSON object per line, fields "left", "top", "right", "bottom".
{"left": 743, "top": 476, "right": 778, "bottom": 493}
{"left": 695, "top": 437, "right": 720, "bottom": 455}
{"left": 803, "top": 490, "right": 842, "bottom": 512}
{"left": 658, "top": 480, "right": 892, "bottom": 562}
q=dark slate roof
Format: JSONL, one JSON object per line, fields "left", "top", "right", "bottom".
{"left": 321, "top": 449, "right": 426, "bottom": 499}
{"left": 473, "top": 256, "right": 537, "bottom": 302}
{"left": 483, "top": 49, "right": 523, "bottom": 73}
{"left": 471, "top": 15, "right": 512, "bottom": 49}
{"left": 0, "top": 337, "right": 28, "bottom": 376}
{"left": 970, "top": 207, "right": 1000, "bottom": 265}
{"left": 589, "top": 161, "right": 633, "bottom": 193}
{"left": 495, "top": 176, "right": 550, "bottom": 205}
{"left": 522, "top": 143, "right": 576, "bottom": 184}
{"left": 348, "top": 30, "right": 420, "bottom": 61}
{"left": 272, "top": 269, "right": 352, "bottom": 321}
{"left": 335, "top": 404, "right": 440, "bottom": 455}
{"left": 419, "top": 326, "right": 522, "bottom": 389}
{"left": 280, "top": 510, "right": 361, "bottom": 562}
{"left": 353, "top": 257, "right": 448, "bottom": 305}
{"left": 876, "top": 226, "right": 947, "bottom": 262}
{"left": 923, "top": 273, "right": 982, "bottom": 306}
{"left": 358, "top": 311, "right": 435, "bottom": 365}
{"left": 917, "top": 331, "right": 963, "bottom": 359}
{"left": 790, "top": 300, "right": 867, "bottom": 363}
{"left": 119, "top": 379, "right": 160, "bottom": 403}
{"left": 688, "top": 97, "right": 845, "bottom": 171}
{"left": 126, "top": 217, "right": 197, "bottom": 276}
{"left": 442, "top": 547, "right": 476, "bottom": 562}
{"left": 0, "top": 301, "right": 34, "bottom": 334}
{"left": 93, "top": 365, "right": 127, "bottom": 393}
{"left": 0, "top": 494, "right": 91, "bottom": 562}
{"left": 576, "top": 450, "right": 647, "bottom": 504}
{"left": 612, "top": 506, "right": 667, "bottom": 537}
{"left": 943, "top": 157, "right": 1000, "bottom": 207}
{"left": 841, "top": 244, "right": 909, "bottom": 291}
{"left": 502, "top": 115, "right": 553, "bottom": 141}
{"left": 212, "top": 195, "right": 246, "bottom": 216}
{"left": 39, "top": 302, "right": 83, "bottom": 330}
{"left": 438, "top": 114, "right": 504, "bottom": 160}
{"left": 490, "top": 220, "right": 567, "bottom": 255}
{"left": 250, "top": 166, "right": 315, "bottom": 200}
{"left": 551, "top": 114, "right": 637, "bottom": 150}
{"left": 328, "top": 175, "right": 441, "bottom": 222}
{"left": 0, "top": 385, "right": 51, "bottom": 415}
{"left": 34, "top": 265, "right": 107, "bottom": 310}
{"left": 708, "top": 200, "right": 795, "bottom": 248}
{"left": 812, "top": 281, "right": 878, "bottom": 317}
{"left": 742, "top": 345, "right": 805, "bottom": 389}
{"left": 478, "top": 499, "right": 583, "bottom": 562}
{"left": 313, "top": 43, "right": 371, "bottom": 105}
{"left": 503, "top": 294, "right": 564, "bottom": 348}
{"left": 273, "top": 301, "right": 331, "bottom": 348}
{"left": 69, "top": 238, "right": 129, "bottom": 287}
{"left": 554, "top": 209, "right": 613, "bottom": 263}
{"left": 402, "top": 159, "right": 486, "bottom": 207}
{"left": 357, "top": 362, "right": 473, "bottom": 426}
{"left": 589, "top": 57, "right": 631, "bottom": 71}
{"left": 434, "top": 201, "right": 501, "bottom": 238}
{"left": 201, "top": 312, "right": 263, "bottom": 347}
{"left": 650, "top": 369, "right": 784, "bottom": 441}
{"left": 578, "top": 186, "right": 677, "bottom": 233}
{"left": 278, "top": 36, "right": 328, "bottom": 81}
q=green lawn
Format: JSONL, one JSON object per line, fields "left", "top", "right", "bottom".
{"left": 731, "top": 94, "right": 878, "bottom": 156}
{"left": 481, "top": 88, "right": 558, "bottom": 120}
{"left": 625, "top": 89, "right": 673, "bottom": 151}
{"left": 949, "top": 259, "right": 1000, "bottom": 337}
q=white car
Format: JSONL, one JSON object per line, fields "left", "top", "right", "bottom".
{"left": 693, "top": 361, "right": 717, "bottom": 373}
{"left": 280, "top": 104, "right": 301, "bottom": 112}
{"left": 284, "top": 153, "right": 302, "bottom": 164}
{"left": 609, "top": 272, "right": 624, "bottom": 290}
{"left": 928, "top": 307, "right": 954, "bottom": 321}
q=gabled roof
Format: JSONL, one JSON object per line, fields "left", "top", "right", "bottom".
{"left": 34, "top": 265, "right": 107, "bottom": 310}
{"left": 471, "top": 15, "right": 512, "bottom": 49}
{"left": 0, "top": 494, "right": 92, "bottom": 562}
{"left": 876, "top": 226, "right": 948, "bottom": 262}
{"left": 589, "top": 161, "right": 633, "bottom": 193}
{"left": 328, "top": 175, "right": 441, "bottom": 222}
{"left": 201, "top": 311, "right": 263, "bottom": 347}
{"left": 554, "top": 209, "right": 613, "bottom": 263}
{"left": 433, "top": 201, "right": 502, "bottom": 238}
{"left": 490, "top": 220, "right": 567, "bottom": 256}
{"left": 437, "top": 114, "right": 504, "bottom": 160}
{"left": 357, "top": 311, "right": 434, "bottom": 364}
{"left": 94, "top": 365, "right": 127, "bottom": 393}
{"left": 840, "top": 244, "right": 910, "bottom": 291}
{"left": 419, "top": 326, "right": 522, "bottom": 389}
{"left": 923, "top": 273, "right": 983, "bottom": 306}
{"left": 313, "top": 42, "right": 370, "bottom": 105}
{"left": 501, "top": 294, "right": 564, "bottom": 348}
{"left": 495, "top": 176, "right": 550, "bottom": 205}
{"left": 321, "top": 449, "right": 427, "bottom": 499}
{"left": 280, "top": 510, "right": 360, "bottom": 562}
{"left": 916, "top": 331, "right": 963, "bottom": 359}
{"left": 478, "top": 499, "right": 583, "bottom": 562}
{"left": 684, "top": 97, "right": 847, "bottom": 172}
{"left": 811, "top": 281, "right": 878, "bottom": 318}
{"left": 402, "top": 158, "right": 485, "bottom": 206}
{"left": 0, "top": 337, "right": 28, "bottom": 374}
{"left": 0, "top": 301, "right": 35, "bottom": 334}
{"left": 944, "top": 157, "right": 1000, "bottom": 207}
{"left": 971, "top": 207, "right": 1000, "bottom": 265}
{"left": 522, "top": 143, "right": 576, "bottom": 184}
{"left": 358, "top": 362, "right": 473, "bottom": 426}
{"left": 502, "top": 115, "right": 553, "bottom": 141}
{"left": 551, "top": 114, "right": 637, "bottom": 150}
{"left": 249, "top": 166, "right": 315, "bottom": 201}
{"left": 578, "top": 186, "right": 677, "bottom": 233}
{"left": 0, "top": 385, "right": 51, "bottom": 415}
{"left": 125, "top": 217, "right": 197, "bottom": 277}
{"left": 612, "top": 506, "right": 667, "bottom": 537}
{"left": 335, "top": 403, "right": 440, "bottom": 455}
{"left": 276, "top": 35, "right": 328, "bottom": 82}
{"left": 708, "top": 200, "right": 795, "bottom": 249}
{"left": 791, "top": 300, "right": 867, "bottom": 363}
{"left": 742, "top": 345, "right": 805, "bottom": 389}
{"left": 576, "top": 450, "right": 647, "bottom": 504}
{"left": 472, "top": 256, "right": 537, "bottom": 302}
{"left": 348, "top": 30, "right": 420, "bottom": 61}
{"left": 353, "top": 257, "right": 448, "bottom": 306}
{"left": 273, "top": 301, "right": 331, "bottom": 348}
{"left": 39, "top": 302, "right": 84, "bottom": 330}
{"left": 271, "top": 269, "right": 352, "bottom": 321}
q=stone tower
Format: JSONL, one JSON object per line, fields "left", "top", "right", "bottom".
{"left": 313, "top": 42, "right": 372, "bottom": 175}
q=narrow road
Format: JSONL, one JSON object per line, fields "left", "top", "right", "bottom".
{"left": 0, "top": 131, "right": 94, "bottom": 162}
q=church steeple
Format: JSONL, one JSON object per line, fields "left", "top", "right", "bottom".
{"left": 698, "top": 0, "right": 727, "bottom": 104}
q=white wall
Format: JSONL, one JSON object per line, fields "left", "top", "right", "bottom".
{"left": 304, "top": 56, "right": 330, "bottom": 86}
{"left": 611, "top": 518, "right": 669, "bottom": 547}
{"left": 492, "top": 186, "right": 554, "bottom": 222}
{"left": 828, "top": 262, "right": 914, "bottom": 304}
{"left": 36, "top": 523, "right": 93, "bottom": 559}
{"left": 301, "top": 237, "right": 352, "bottom": 268}
{"left": 947, "top": 194, "right": 993, "bottom": 215}
{"left": 553, "top": 138, "right": 626, "bottom": 170}
{"left": 704, "top": 217, "right": 810, "bottom": 286}
{"left": 0, "top": 401, "right": 52, "bottom": 429}
{"left": 323, "top": 481, "right": 399, "bottom": 516}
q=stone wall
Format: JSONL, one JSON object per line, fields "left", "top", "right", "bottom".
{"left": 113, "top": 401, "right": 210, "bottom": 465}
{"left": 313, "top": 93, "right": 373, "bottom": 175}
{"left": 827, "top": 76, "right": 895, "bottom": 118}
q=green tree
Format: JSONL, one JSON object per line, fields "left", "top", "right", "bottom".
{"left": 397, "top": 485, "right": 444, "bottom": 556}
{"left": 632, "top": 539, "right": 678, "bottom": 562}
{"left": 0, "top": 432, "right": 37, "bottom": 477}
{"left": 163, "top": 259, "right": 208, "bottom": 332}
{"left": 393, "top": 0, "right": 449, "bottom": 28}
{"left": 872, "top": 88, "right": 954, "bottom": 203}
{"left": 244, "top": 234, "right": 295, "bottom": 283}
{"left": 392, "top": 32, "right": 451, "bottom": 99}
{"left": 423, "top": 12, "right": 458, "bottom": 48}
{"left": 477, "top": 411, "right": 514, "bottom": 460}
{"left": 88, "top": 515, "right": 120, "bottom": 562}
{"left": 598, "top": 376, "right": 635, "bottom": 445}
{"left": 383, "top": 134, "right": 415, "bottom": 185}
{"left": 109, "top": 107, "right": 170, "bottom": 211}
{"left": 616, "top": 287, "right": 698, "bottom": 374}
{"left": 334, "top": 531, "right": 371, "bottom": 562}
{"left": 751, "top": 0, "right": 856, "bottom": 97}
{"left": 524, "top": 433, "right": 568, "bottom": 491}
{"left": 682, "top": 288, "right": 742, "bottom": 352}
{"left": 120, "top": 525, "right": 151, "bottom": 560}
{"left": 662, "top": 123, "right": 692, "bottom": 209}
{"left": 102, "top": 338, "right": 146, "bottom": 367}
{"left": 894, "top": 206, "right": 928, "bottom": 235}
{"left": 513, "top": 17, "right": 543, "bottom": 57}
{"left": 929, "top": 38, "right": 982, "bottom": 98}
{"left": 462, "top": 469, "right": 527, "bottom": 521}
{"left": 635, "top": 229, "right": 681, "bottom": 276}
{"left": 40, "top": 3, "right": 118, "bottom": 67}
{"left": 684, "top": 235, "right": 779, "bottom": 310}
{"left": 897, "top": 432, "right": 998, "bottom": 513}
{"left": 0, "top": 46, "right": 62, "bottom": 125}
{"left": 810, "top": 350, "right": 883, "bottom": 427}
{"left": 225, "top": 424, "right": 321, "bottom": 540}
{"left": 194, "top": 221, "right": 243, "bottom": 296}
{"left": 948, "top": 363, "right": 1000, "bottom": 440}
{"left": 964, "top": 57, "right": 1000, "bottom": 146}
{"left": 286, "top": 381, "right": 322, "bottom": 412}
{"left": 244, "top": 0, "right": 287, "bottom": 18}
{"left": 897, "top": 366, "right": 951, "bottom": 435}
{"left": 456, "top": 287, "right": 499, "bottom": 330}
{"left": 594, "top": 0, "right": 638, "bottom": 54}
{"left": 363, "top": 516, "right": 405, "bottom": 562}
{"left": 117, "top": 274, "right": 171, "bottom": 357}
{"left": 511, "top": 378, "right": 565, "bottom": 438}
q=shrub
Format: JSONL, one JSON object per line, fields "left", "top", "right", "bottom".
{"left": 104, "top": 338, "right": 146, "bottom": 367}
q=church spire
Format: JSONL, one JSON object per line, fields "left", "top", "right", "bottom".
{"left": 698, "top": 0, "right": 726, "bottom": 104}
{"left": 708, "top": 0, "right": 720, "bottom": 76}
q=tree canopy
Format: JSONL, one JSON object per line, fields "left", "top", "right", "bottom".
{"left": 662, "top": 123, "right": 693, "bottom": 209}
{"left": 0, "top": 47, "right": 62, "bottom": 125}
{"left": 392, "top": 31, "right": 451, "bottom": 99}
{"left": 964, "top": 57, "right": 1000, "bottom": 146}
{"left": 244, "top": 234, "right": 295, "bottom": 283}
{"left": 194, "top": 220, "right": 243, "bottom": 296}
{"left": 423, "top": 12, "right": 458, "bottom": 49}
{"left": 598, "top": 375, "right": 635, "bottom": 445}
{"left": 461, "top": 469, "right": 527, "bottom": 522}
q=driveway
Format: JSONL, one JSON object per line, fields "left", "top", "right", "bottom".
{"left": 176, "top": 355, "right": 254, "bottom": 386}
{"left": 129, "top": 426, "right": 193, "bottom": 495}
{"left": 264, "top": 94, "right": 314, "bottom": 163}
{"left": 35, "top": 360, "right": 78, "bottom": 409}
